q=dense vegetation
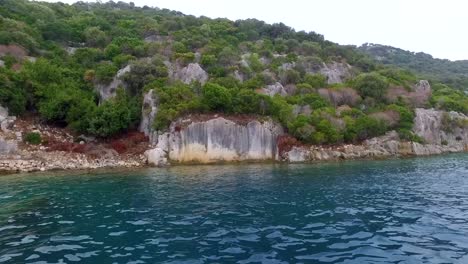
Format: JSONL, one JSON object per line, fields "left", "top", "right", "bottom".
{"left": 360, "top": 43, "right": 468, "bottom": 91}
{"left": 0, "top": 0, "right": 466, "bottom": 144}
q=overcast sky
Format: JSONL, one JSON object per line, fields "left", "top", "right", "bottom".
{"left": 40, "top": 0, "right": 468, "bottom": 61}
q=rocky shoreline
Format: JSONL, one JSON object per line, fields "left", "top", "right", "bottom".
{"left": 1, "top": 104, "right": 467, "bottom": 174}
{"left": 1, "top": 137, "right": 466, "bottom": 174}
{"left": 0, "top": 151, "right": 146, "bottom": 174}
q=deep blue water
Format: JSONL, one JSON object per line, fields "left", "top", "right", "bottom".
{"left": 1, "top": 155, "right": 468, "bottom": 263}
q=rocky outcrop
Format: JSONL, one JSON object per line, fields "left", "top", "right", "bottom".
{"left": 283, "top": 131, "right": 405, "bottom": 162}
{"left": 292, "top": 105, "right": 312, "bottom": 117}
{"left": 139, "top": 89, "right": 158, "bottom": 140}
{"left": 145, "top": 133, "right": 169, "bottom": 166}
{"left": 259, "top": 82, "right": 288, "bottom": 97}
{"left": 145, "top": 116, "right": 284, "bottom": 165}
{"left": 0, "top": 106, "right": 16, "bottom": 132}
{"left": 411, "top": 108, "right": 468, "bottom": 155}
{"left": 413, "top": 108, "right": 468, "bottom": 145}
{"left": 319, "top": 62, "right": 352, "bottom": 84}
{"left": 167, "top": 62, "right": 208, "bottom": 85}
{"left": 96, "top": 65, "right": 131, "bottom": 102}
{"left": 283, "top": 108, "right": 468, "bottom": 162}
{"left": 0, "top": 137, "right": 17, "bottom": 155}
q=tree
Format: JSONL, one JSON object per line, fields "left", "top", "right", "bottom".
{"left": 84, "top": 27, "right": 108, "bottom": 47}
{"left": 352, "top": 73, "right": 389, "bottom": 100}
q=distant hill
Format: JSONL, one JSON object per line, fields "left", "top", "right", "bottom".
{"left": 359, "top": 43, "right": 468, "bottom": 91}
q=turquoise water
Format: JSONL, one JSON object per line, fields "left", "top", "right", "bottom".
{"left": 0, "top": 155, "right": 468, "bottom": 263}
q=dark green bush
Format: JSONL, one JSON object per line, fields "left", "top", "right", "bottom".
{"left": 24, "top": 132, "right": 41, "bottom": 145}
{"left": 87, "top": 89, "right": 140, "bottom": 137}
{"left": 352, "top": 73, "right": 389, "bottom": 100}
{"left": 202, "top": 83, "right": 232, "bottom": 112}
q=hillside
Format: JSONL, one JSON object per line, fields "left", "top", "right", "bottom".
{"left": 360, "top": 43, "right": 468, "bottom": 91}
{"left": 0, "top": 0, "right": 467, "bottom": 150}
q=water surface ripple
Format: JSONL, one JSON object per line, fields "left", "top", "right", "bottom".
{"left": 1, "top": 155, "right": 468, "bottom": 263}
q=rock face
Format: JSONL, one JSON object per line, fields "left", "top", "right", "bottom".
{"left": 319, "top": 62, "right": 352, "bottom": 84}
{"left": 284, "top": 131, "right": 404, "bottom": 162}
{"left": 139, "top": 89, "right": 158, "bottom": 139}
{"left": 412, "top": 108, "right": 468, "bottom": 155}
{"left": 168, "top": 63, "right": 208, "bottom": 85}
{"left": 0, "top": 137, "right": 17, "bottom": 155}
{"left": 96, "top": 65, "right": 131, "bottom": 102}
{"left": 0, "top": 106, "right": 16, "bottom": 132}
{"left": 259, "top": 82, "right": 288, "bottom": 97}
{"left": 146, "top": 117, "right": 284, "bottom": 165}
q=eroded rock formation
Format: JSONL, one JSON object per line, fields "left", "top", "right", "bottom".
{"left": 146, "top": 117, "right": 284, "bottom": 165}
{"left": 139, "top": 89, "right": 158, "bottom": 140}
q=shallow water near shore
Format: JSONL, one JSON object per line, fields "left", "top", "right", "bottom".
{"left": 0, "top": 154, "right": 468, "bottom": 263}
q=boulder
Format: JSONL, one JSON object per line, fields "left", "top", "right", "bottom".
{"left": 145, "top": 133, "right": 170, "bottom": 166}
{"left": 169, "top": 63, "right": 208, "bottom": 85}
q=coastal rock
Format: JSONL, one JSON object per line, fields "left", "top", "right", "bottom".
{"left": 284, "top": 131, "right": 404, "bottom": 162}
{"left": 0, "top": 106, "right": 16, "bottom": 132}
{"left": 413, "top": 108, "right": 468, "bottom": 146}
{"left": 0, "top": 137, "right": 17, "bottom": 155}
{"left": 146, "top": 117, "right": 284, "bottom": 164}
{"left": 145, "top": 133, "right": 170, "bottom": 166}
{"left": 287, "top": 147, "right": 310, "bottom": 162}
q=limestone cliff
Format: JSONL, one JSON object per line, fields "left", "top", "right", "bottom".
{"left": 139, "top": 89, "right": 158, "bottom": 140}
{"left": 146, "top": 117, "right": 283, "bottom": 165}
{"left": 145, "top": 108, "right": 467, "bottom": 166}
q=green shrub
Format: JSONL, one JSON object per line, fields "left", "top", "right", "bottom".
{"left": 24, "top": 132, "right": 42, "bottom": 145}
{"left": 202, "top": 83, "right": 232, "bottom": 112}
{"left": 303, "top": 74, "right": 327, "bottom": 88}
{"left": 0, "top": 69, "right": 26, "bottom": 115}
{"left": 386, "top": 104, "right": 414, "bottom": 130}
{"left": 95, "top": 62, "right": 118, "bottom": 83}
{"left": 87, "top": 89, "right": 140, "bottom": 137}
{"left": 345, "top": 115, "right": 387, "bottom": 142}
{"left": 153, "top": 83, "right": 203, "bottom": 131}
{"left": 352, "top": 72, "right": 389, "bottom": 100}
